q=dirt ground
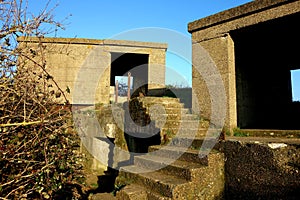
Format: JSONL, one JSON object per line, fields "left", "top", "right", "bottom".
{"left": 79, "top": 144, "right": 119, "bottom": 199}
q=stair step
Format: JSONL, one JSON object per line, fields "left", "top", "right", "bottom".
{"left": 124, "top": 121, "right": 160, "bottom": 135}
{"left": 154, "top": 120, "right": 201, "bottom": 129}
{"left": 159, "top": 129, "right": 222, "bottom": 144}
{"left": 146, "top": 192, "right": 172, "bottom": 200}
{"left": 170, "top": 136, "right": 223, "bottom": 150}
{"left": 138, "top": 97, "right": 180, "bottom": 104}
{"left": 160, "top": 128, "right": 217, "bottom": 138}
{"left": 116, "top": 183, "right": 148, "bottom": 200}
{"left": 119, "top": 165, "right": 188, "bottom": 198}
{"left": 181, "top": 114, "right": 200, "bottom": 120}
{"left": 134, "top": 154, "right": 207, "bottom": 181}
{"left": 147, "top": 107, "right": 190, "bottom": 115}
{"left": 142, "top": 102, "right": 185, "bottom": 109}
{"left": 116, "top": 183, "right": 171, "bottom": 200}
{"left": 148, "top": 145, "right": 210, "bottom": 164}
{"left": 153, "top": 113, "right": 199, "bottom": 121}
{"left": 163, "top": 108, "right": 190, "bottom": 114}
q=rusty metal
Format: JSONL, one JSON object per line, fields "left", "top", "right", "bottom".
{"left": 115, "top": 80, "right": 118, "bottom": 103}
{"left": 127, "top": 72, "right": 131, "bottom": 101}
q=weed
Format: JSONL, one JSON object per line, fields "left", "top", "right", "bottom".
{"left": 233, "top": 127, "right": 249, "bottom": 137}
{"left": 111, "top": 184, "right": 126, "bottom": 196}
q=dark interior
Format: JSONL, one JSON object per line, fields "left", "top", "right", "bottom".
{"left": 110, "top": 52, "right": 149, "bottom": 96}
{"left": 231, "top": 12, "right": 300, "bottom": 129}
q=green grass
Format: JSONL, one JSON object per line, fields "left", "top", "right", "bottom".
{"left": 233, "top": 127, "right": 249, "bottom": 137}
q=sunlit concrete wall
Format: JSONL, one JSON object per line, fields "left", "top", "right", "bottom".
{"left": 17, "top": 37, "right": 167, "bottom": 104}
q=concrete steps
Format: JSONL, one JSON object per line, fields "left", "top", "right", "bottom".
{"left": 135, "top": 97, "right": 210, "bottom": 143}
{"left": 134, "top": 154, "right": 208, "bottom": 180}
{"left": 116, "top": 97, "right": 225, "bottom": 199}
{"left": 148, "top": 145, "right": 210, "bottom": 164}
{"left": 155, "top": 120, "right": 201, "bottom": 129}
{"left": 116, "top": 137, "right": 224, "bottom": 199}
{"left": 116, "top": 183, "right": 173, "bottom": 200}
{"left": 119, "top": 165, "right": 188, "bottom": 198}
{"left": 140, "top": 98, "right": 183, "bottom": 107}
{"left": 160, "top": 128, "right": 221, "bottom": 139}
{"left": 169, "top": 136, "right": 223, "bottom": 150}
{"left": 152, "top": 113, "right": 199, "bottom": 121}
{"left": 116, "top": 184, "right": 148, "bottom": 200}
{"left": 116, "top": 147, "right": 224, "bottom": 199}
{"left": 147, "top": 107, "right": 190, "bottom": 116}
{"left": 138, "top": 97, "right": 181, "bottom": 104}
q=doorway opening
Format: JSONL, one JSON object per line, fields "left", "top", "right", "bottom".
{"left": 232, "top": 13, "right": 300, "bottom": 129}
{"left": 110, "top": 52, "right": 149, "bottom": 99}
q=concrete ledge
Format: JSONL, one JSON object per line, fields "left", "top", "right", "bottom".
{"left": 17, "top": 36, "right": 168, "bottom": 49}
{"left": 226, "top": 136, "right": 300, "bottom": 145}
{"left": 103, "top": 39, "right": 168, "bottom": 49}
{"left": 188, "top": 0, "right": 298, "bottom": 33}
{"left": 237, "top": 129, "right": 300, "bottom": 139}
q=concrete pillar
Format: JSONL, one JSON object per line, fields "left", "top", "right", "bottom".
{"left": 148, "top": 49, "right": 166, "bottom": 89}
{"left": 192, "top": 34, "right": 237, "bottom": 131}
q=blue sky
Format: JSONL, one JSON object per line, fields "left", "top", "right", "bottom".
{"left": 29, "top": 0, "right": 251, "bottom": 84}
{"left": 28, "top": 0, "right": 299, "bottom": 100}
{"left": 292, "top": 70, "right": 300, "bottom": 102}
{"left": 47, "top": 0, "right": 252, "bottom": 39}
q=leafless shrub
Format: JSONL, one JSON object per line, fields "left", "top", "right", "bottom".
{"left": 0, "top": 1, "right": 84, "bottom": 199}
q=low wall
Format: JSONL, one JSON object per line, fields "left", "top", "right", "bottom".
{"left": 73, "top": 104, "right": 129, "bottom": 170}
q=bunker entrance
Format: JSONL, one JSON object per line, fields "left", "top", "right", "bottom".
{"left": 231, "top": 13, "right": 300, "bottom": 130}
{"left": 110, "top": 52, "right": 149, "bottom": 98}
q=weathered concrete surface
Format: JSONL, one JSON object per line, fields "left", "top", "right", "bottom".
{"left": 73, "top": 104, "right": 130, "bottom": 170}
{"left": 96, "top": 104, "right": 127, "bottom": 151}
{"left": 148, "top": 88, "right": 193, "bottom": 109}
{"left": 223, "top": 138, "right": 300, "bottom": 199}
{"left": 188, "top": 0, "right": 300, "bottom": 42}
{"left": 17, "top": 37, "right": 167, "bottom": 104}
{"left": 117, "top": 145, "right": 225, "bottom": 200}
{"left": 89, "top": 192, "right": 117, "bottom": 200}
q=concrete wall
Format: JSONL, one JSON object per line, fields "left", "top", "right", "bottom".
{"left": 17, "top": 37, "right": 167, "bottom": 105}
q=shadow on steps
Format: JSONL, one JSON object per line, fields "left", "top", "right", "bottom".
{"left": 88, "top": 168, "right": 120, "bottom": 195}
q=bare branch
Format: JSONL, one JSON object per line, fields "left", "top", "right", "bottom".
{"left": 0, "top": 0, "right": 84, "bottom": 198}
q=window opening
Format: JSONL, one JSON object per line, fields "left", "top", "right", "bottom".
{"left": 291, "top": 69, "right": 300, "bottom": 102}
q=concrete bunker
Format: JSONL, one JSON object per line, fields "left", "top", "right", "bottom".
{"left": 189, "top": 0, "right": 300, "bottom": 131}
{"left": 232, "top": 12, "right": 300, "bottom": 130}
{"left": 17, "top": 37, "right": 167, "bottom": 104}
